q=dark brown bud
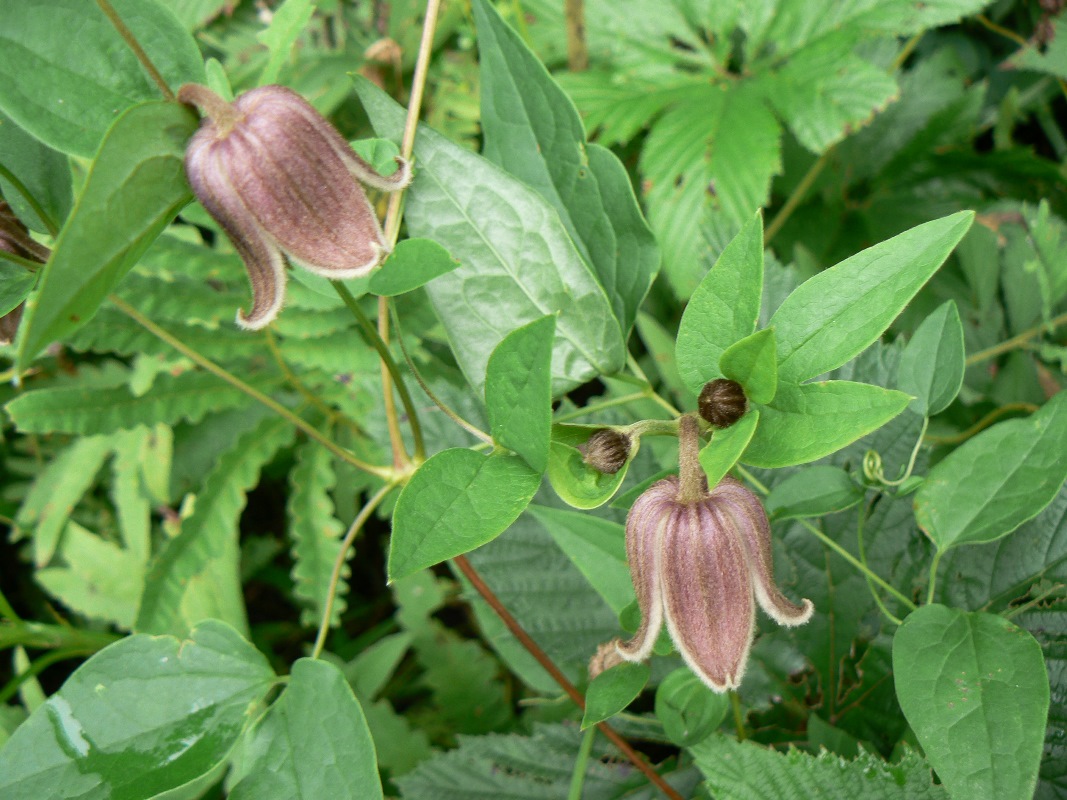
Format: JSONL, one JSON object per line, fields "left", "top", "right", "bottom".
{"left": 578, "top": 429, "right": 631, "bottom": 474}
{"left": 698, "top": 379, "right": 748, "bottom": 428}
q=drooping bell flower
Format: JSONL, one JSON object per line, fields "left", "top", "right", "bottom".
{"left": 617, "top": 414, "right": 813, "bottom": 692}
{"left": 178, "top": 84, "right": 412, "bottom": 330}
{"left": 0, "top": 201, "right": 51, "bottom": 345}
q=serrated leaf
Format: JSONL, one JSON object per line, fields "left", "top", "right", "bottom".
{"left": 582, "top": 661, "right": 650, "bottom": 729}
{"left": 528, "top": 504, "right": 632, "bottom": 615}
{"left": 897, "top": 300, "right": 964, "bottom": 415}
{"left": 388, "top": 449, "right": 541, "bottom": 580}
{"left": 354, "top": 77, "right": 625, "bottom": 393}
{"left": 642, "top": 84, "right": 780, "bottom": 297}
{"left": 546, "top": 424, "right": 636, "bottom": 509}
{"left": 136, "top": 416, "right": 296, "bottom": 636}
{"left": 474, "top": 0, "right": 658, "bottom": 334}
{"left": 893, "top": 605, "right": 1048, "bottom": 800}
{"left": 766, "top": 466, "right": 864, "bottom": 521}
{"left": 769, "top": 212, "right": 974, "bottom": 384}
{"left": 36, "top": 521, "right": 143, "bottom": 629}
{"left": 676, "top": 212, "right": 764, "bottom": 393}
{"left": 699, "top": 410, "right": 759, "bottom": 490}
{"left": 461, "top": 510, "right": 623, "bottom": 692}
{"left": 0, "top": 0, "right": 204, "bottom": 157}
{"left": 766, "top": 44, "right": 898, "bottom": 153}
{"left": 288, "top": 443, "right": 347, "bottom": 628}
{"left": 720, "top": 328, "right": 778, "bottom": 405}
{"left": 485, "top": 315, "right": 554, "bottom": 472}
{"left": 693, "top": 734, "right": 947, "bottom": 799}
{"left": 0, "top": 108, "right": 71, "bottom": 232}
{"left": 0, "top": 620, "right": 274, "bottom": 800}
{"left": 15, "top": 435, "right": 111, "bottom": 566}
{"left": 743, "top": 381, "right": 910, "bottom": 468}
{"left": 915, "top": 392, "right": 1067, "bottom": 551}
{"left": 367, "top": 238, "right": 460, "bottom": 296}
{"left": 229, "top": 658, "right": 382, "bottom": 800}
{"left": 6, "top": 370, "right": 274, "bottom": 435}
{"left": 395, "top": 723, "right": 642, "bottom": 800}
{"left": 16, "top": 101, "right": 198, "bottom": 368}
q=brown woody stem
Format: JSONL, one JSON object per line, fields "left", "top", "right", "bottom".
{"left": 453, "top": 555, "right": 685, "bottom": 800}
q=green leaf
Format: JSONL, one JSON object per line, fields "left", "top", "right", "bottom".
{"left": 0, "top": 109, "right": 72, "bottom": 232}
{"left": 367, "top": 238, "right": 460, "bottom": 296}
{"left": 893, "top": 605, "right": 1049, "bottom": 800}
{"left": 676, "top": 211, "right": 764, "bottom": 393}
{"left": 485, "top": 315, "right": 554, "bottom": 472}
{"left": 36, "top": 521, "right": 144, "bottom": 630}
{"left": 656, "top": 668, "right": 729, "bottom": 747}
{"left": 136, "top": 416, "right": 296, "bottom": 636}
{"left": 15, "top": 435, "right": 112, "bottom": 567}
{"left": 6, "top": 370, "right": 273, "bottom": 434}
{"left": 915, "top": 392, "right": 1067, "bottom": 551}
{"left": 743, "top": 381, "right": 910, "bottom": 468}
{"left": 350, "top": 138, "right": 401, "bottom": 176}
{"left": 642, "top": 85, "right": 781, "bottom": 297}
{"left": 255, "top": 0, "right": 315, "bottom": 86}
{"left": 528, "top": 504, "right": 633, "bottom": 615}
{"left": 693, "top": 734, "right": 948, "bottom": 799}
{"left": 287, "top": 443, "right": 347, "bottom": 628}
{"left": 0, "top": 620, "right": 275, "bottom": 800}
{"left": 0, "top": 262, "right": 34, "bottom": 318}
{"left": 546, "top": 424, "right": 636, "bottom": 509}
{"left": 395, "top": 723, "right": 644, "bottom": 799}
{"left": 354, "top": 77, "right": 625, "bottom": 393}
{"left": 896, "top": 300, "right": 965, "bottom": 416}
{"left": 473, "top": 0, "right": 658, "bottom": 335}
{"left": 582, "top": 661, "right": 650, "bottom": 729}
{"left": 766, "top": 42, "right": 899, "bottom": 153}
{"left": 1011, "top": 16, "right": 1067, "bottom": 80}
{"left": 460, "top": 511, "right": 623, "bottom": 692}
{"left": 16, "top": 101, "right": 198, "bottom": 368}
{"left": 0, "top": 0, "right": 204, "bottom": 157}
{"left": 344, "top": 632, "right": 412, "bottom": 700}
{"left": 230, "top": 658, "right": 383, "bottom": 800}
{"left": 769, "top": 212, "right": 974, "bottom": 384}
{"left": 766, "top": 466, "right": 864, "bottom": 521}
{"left": 699, "top": 410, "right": 759, "bottom": 490}
{"left": 388, "top": 449, "right": 541, "bottom": 581}
{"left": 720, "top": 328, "right": 778, "bottom": 405}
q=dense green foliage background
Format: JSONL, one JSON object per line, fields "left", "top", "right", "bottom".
{"left": 1, "top": 0, "right": 1067, "bottom": 798}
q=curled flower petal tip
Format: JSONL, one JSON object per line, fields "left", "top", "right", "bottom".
{"left": 178, "top": 83, "right": 412, "bottom": 330}
{"left": 616, "top": 415, "right": 813, "bottom": 693}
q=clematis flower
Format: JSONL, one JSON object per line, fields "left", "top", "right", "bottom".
{"left": 178, "top": 83, "right": 412, "bottom": 330}
{"left": 0, "top": 201, "right": 50, "bottom": 345}
{"left": 617, "top": 415, "right": 813, "bottom": 692}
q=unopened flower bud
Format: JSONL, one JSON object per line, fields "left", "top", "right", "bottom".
{"left": 178, "top": 83, "right": 412, "bottom": 330}
{"left": 579, "top": 429, "right": 631, "bottom": 474}
{"left": 698, "top": 378, "right": 747, "bottom": 428}
{"left": 0, "top": 201, "right": 50, "bottom": 345}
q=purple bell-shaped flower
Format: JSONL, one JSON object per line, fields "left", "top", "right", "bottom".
{"left": 178, "top": 83, "right": 412, "bottom": 329}
{"left": 618, "top": 415, "right": 813, "bottom": 692}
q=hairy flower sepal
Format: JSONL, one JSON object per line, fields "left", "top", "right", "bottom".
{"left": 617, "top": 416, "right": 813, "bottom": 692}
{"left": 178, "top": 83, "right": 412, "bottom": 329}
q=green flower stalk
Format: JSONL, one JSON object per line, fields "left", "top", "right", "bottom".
{"left": 178, "top": 84, "right": 412, "bottom": 329}
{"left": 617, "top": 415, "right": 813, "bottom": 692}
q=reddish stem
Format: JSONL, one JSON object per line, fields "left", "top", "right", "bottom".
{"left": 452, "top": 555, "right": 685, "bottom": 800}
